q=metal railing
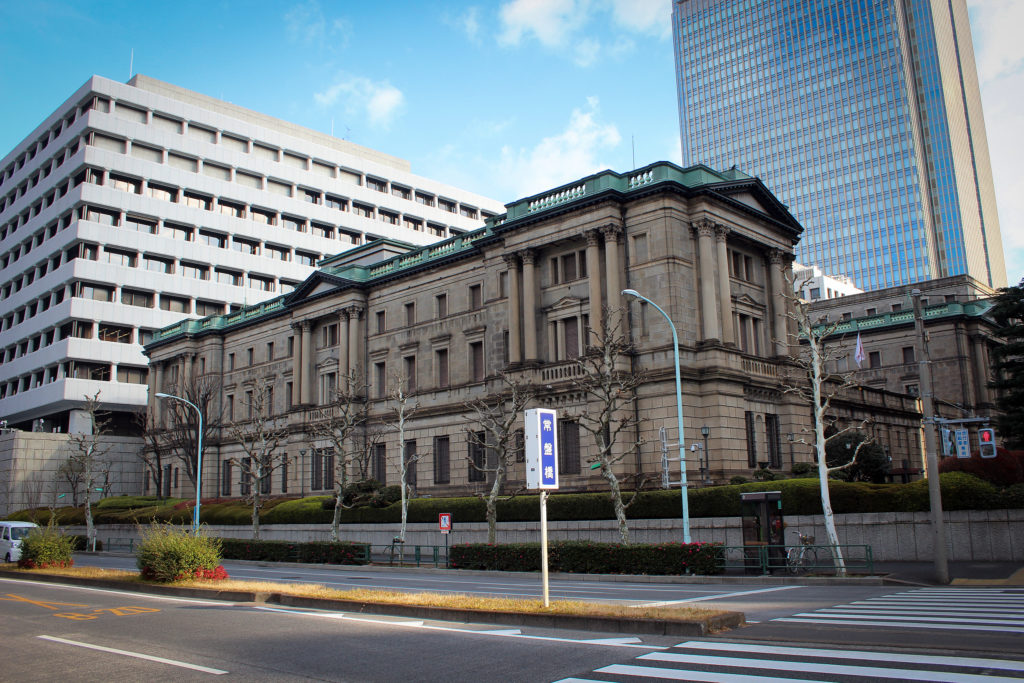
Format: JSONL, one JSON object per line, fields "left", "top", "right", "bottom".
{"left": 370, "top": 543, "right": 450, "bottom": 568}
{"left": 718, "top": 544, "right": 874, "bottom": 576}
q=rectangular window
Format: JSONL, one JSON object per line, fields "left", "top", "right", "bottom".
{"left": 221, "top": 460, "right": 232, "bottom": 496}
{"left": 902, "top": 346, "right": 915, "bottom": 364}
{"left": 745, "top": 411, "right": 757, "bottom": 468}
{"left": 195, "top": 300, "right": 223, "bottom": 316}
{"left": 435, "top": 348, "right": 449, "bottom": 388}
{"left": 766, "top": 414, "right": 781, "bottom": 469}
{"left": 468, "top": 433, "right": 487, "bottom": 482}
{"left": 469, "top": 341, "right": 484, "bottom": 382}
{"left": 98, "top": 324, "right": 132, "bottom": 343}
{"left": 240, "top": 457, "right": 252, "bottom": 496}
{"left": 433, "top": 436, "right": 450, "bottom": 484}
{"left": 121, "top": 289, "right": 153, "bottom": 308}
{"left": 159, "top": 295, "right": 190, "bottom": 313}
{"left": 199, "top": 230, "right": 227, "bottom": 248}
{"left": 558, "top": 420, "right": 580, "bottom": 474}
{"left": 869, "top": 351, "right": 881, "bottom": 369}
{"left": 403, "top": 356, "right": 416, "bottom": 392}
{"left": 632, "top": 234, "right": 648, "bottom": 262}
{"left": 469, "top": 284, "right": 482, "bottom": 310}
{"left": 280, "top": 459, "right": 288, "bottom": 494}
{"left": 372, "top": 443, "right": 387, "bottom": 484}
{"left": 376, "top": 310, "right": 386, "bottom": 334}
{"left": 405, "top": 302, "right": 415, "bottom": 326}
{"left": 375, "top": 361, "right": 387, "bottom": 398}
{"left": 436, "top": 293, "right": 448, "bottom": 318}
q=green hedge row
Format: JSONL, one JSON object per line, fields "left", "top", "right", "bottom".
{"left": 218, "top": 538, "right": 370, "bottom": 565}
{"left": 8, "top": 472, "right": 1023, "bottom": 527}
{"left": 450, "top": 541, "right": 723, "bottom": 575}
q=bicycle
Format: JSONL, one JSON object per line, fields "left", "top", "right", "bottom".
{"left": 786, "top": 531, "right": 819, "bottom": 574}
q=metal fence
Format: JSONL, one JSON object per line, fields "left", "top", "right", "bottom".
{"left": 370, "top": 543, "right": 450, "bottom": 568}
{"left": 718, "top": 544, "right": 874, "bottom": 575}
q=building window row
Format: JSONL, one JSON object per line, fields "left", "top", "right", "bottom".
{"left": 2, "top": 314, "right": 158, "bottom": 364}
{"left": 0, "top": 359, "right": 149, "bottom": 400}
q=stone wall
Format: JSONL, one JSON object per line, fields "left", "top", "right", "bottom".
{"left": 70, "top": 509, "right": 1024, "bottom": 562}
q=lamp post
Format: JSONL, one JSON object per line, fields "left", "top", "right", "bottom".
{"left": 787, "top": 432, "right": 795, "bottom": 470}
{"left": 700, "top": 424, "right": 710, "bottom": 485}
{"left": 155, "top": 392, "right": 203, "bottom": 533}
{"left": 299, "top": 449, "right": 307, "bottom": 498}
{"left": 622, "top": 289, "right": 691, "bottom": 543}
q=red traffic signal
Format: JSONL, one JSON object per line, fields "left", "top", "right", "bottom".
{"left": 978, "top": 428, "right": 997, "bottom": 459}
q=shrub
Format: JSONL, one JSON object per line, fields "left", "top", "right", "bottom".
{"left": 791, "top": 462, "right": 817, "bottom": 477}
{"left": 218, "top": 538, "right": 369, "bottom": 564}
{"left": 939, "top": 448, "right": 1024, "bottom": 486}
{"left": 135, "top": 523, "right": 225, "bottom": 582}
{"left": 449, "top": 541, "right": 723, "bottom": 575}
{"left": 729, "top": 476, "right": 748, "bottom": 485}
{"left": 18, "top": 526, "right": 75, "bottom": 569}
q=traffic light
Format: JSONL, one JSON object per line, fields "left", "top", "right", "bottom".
{"left": 978, "top": 428, "right": 997, "bottom": 459}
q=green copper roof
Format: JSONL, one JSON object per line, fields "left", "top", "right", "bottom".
{"left": 816, "top": 300, "right": 994, "bottom": 338}
{"left": 148, "top": 162, "right": 756, "bottom": 347}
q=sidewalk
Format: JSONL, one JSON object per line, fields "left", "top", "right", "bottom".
{"left": 872, "top": 560, "right": 1024, "bottom": 586}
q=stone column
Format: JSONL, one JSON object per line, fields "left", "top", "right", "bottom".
{"left": 695, "top": 220, "right": 720, "bottom": 341}
{"left": 300, "top": 321, "right": 313, "bottom": 404}
{"left": 585, "top": 230, "right": 603, "bottom": 340}
{"left": 338, "top": 308, "right": 350, "bottom": 382}
{"left": 504, "top": 254, "right": 522, "bottom": 364}
{"left": 291, "top": 323, "right": 302, "bottom": 406}
{"left": 603, "top": 225, "right": 622, "bottom": 331}
{"left": 973, "top": 336, "right": 991, "bottom": 405}
{"left": 521, "top": 249, "right": 538, "bottom": 362}
{"left": 715, "top": 225, "right": 735, "bottom": 345}
{"left": 348, "top": 305, "right": 364, "bottom": 378}
{"left": 768, "top": 250, "right": 789, "bottom": 356}
{"left": 153, "top": 361, "right": 165, "bottom": 423}
{"left": 183, "top": 353, "right": 194, "bottom": 381}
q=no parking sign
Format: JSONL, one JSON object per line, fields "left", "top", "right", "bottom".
{"left": 439, "top": 512, "right": 452, "bottom": 534}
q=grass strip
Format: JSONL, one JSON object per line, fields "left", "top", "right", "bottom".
{"left": 4, "top": 565, "right": 727, "bottom": 623}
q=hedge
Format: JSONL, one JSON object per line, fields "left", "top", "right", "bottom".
{"left": 6, "top": 472, "right": 1019, "bottom": 527}
{"left": 218, "top": 538, "right": 370, "bottom": 564}
{"left": 450, "top": 541, "right": 723, "bottom": 575}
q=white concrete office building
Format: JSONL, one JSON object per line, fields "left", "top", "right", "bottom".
{"left": 0, "top": 74, "right": 503, "bottom": 433}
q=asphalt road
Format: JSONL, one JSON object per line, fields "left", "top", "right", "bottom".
{"left": 74, "top": 554, "right": 1024, "bottom": 656}
{"left": 4, "top": 576, "right": 1023, "bottom": 682}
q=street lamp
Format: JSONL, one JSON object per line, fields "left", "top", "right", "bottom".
{"left": 700, "top": 424, "right": 710, "bottom": 485}
{"left": 155, "top": 392, "right": 203, "bottom": 533}
{"left": 299, "top": 449, "right": 307, "bottom": 498}
{"left": 622, "top": 289, "right": 691, "bottom": 543}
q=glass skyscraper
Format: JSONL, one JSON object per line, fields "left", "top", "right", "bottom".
{"left": 673, "top": 0, "right": 1005, "bottom": 290}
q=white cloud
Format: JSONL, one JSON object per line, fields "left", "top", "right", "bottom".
{"left": 968, "top": 0, "right": 1024, "bottom": 285}
{"left": 498, "top": 97, "right": 622, "bottom": 198}
{"left": 496, "top": 0, "right": 669, "bottom": 66}
{"left": 498, "top": 0, "right": 586, "bottom": 48}
{"left": 314, "top": 77, "right": 405, "bottom": 129}
{"left": 609, "top": 0, "right": 672, "bottom": 38}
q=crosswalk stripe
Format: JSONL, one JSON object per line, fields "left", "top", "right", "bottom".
{"left": 673, "top": 641, "right": 1024, "bottom": 671}
{"left": 638, "top": 651, "right": 1024, "bottom": 682}
{"left": 801, "top": 611, "right": 1024, "bottom": 626}
{"left": 596, "top": 663, "right": 832, "bottom": 682}
{"left": 774, "top": 616, "right": 1024, "bottom": 632}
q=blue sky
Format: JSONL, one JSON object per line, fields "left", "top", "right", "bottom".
{"left": 1, "top": 0, "right": 1019, "bottom": 286}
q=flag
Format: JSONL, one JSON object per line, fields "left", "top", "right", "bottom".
{"left": 854, "top": 332, "right": 866, "bottom": 368}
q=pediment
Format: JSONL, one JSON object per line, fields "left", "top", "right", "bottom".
{"left": 728, "top": 191, "right": 770, "bottom": 214}
{"left": 733, "top": 292, "right": 762, "bottom": 307}
{"left": 545, "top": 296, "right": 585, "bottom": 312}
{"left": 284, "top": 271, "right": 359, "bottom": 307}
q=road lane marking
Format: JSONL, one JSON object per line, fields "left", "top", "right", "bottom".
{"left": 0, "top": 594, "right": 89, "bottom": 609}
{"left": 37, "top": 635, "right": 227, "bottom": 674}
{"left": 639, "top": 651, "right": 1024, "bottom": 682}
{"left": 0, "top": 578, "right": 227, "bottom": 605}
{"left": 674, "top": 641, "right": 1024, "bottom": 672}
{"left": 596, "top": 663, "right": 832, "bottom": 682}
{"left": 253, "top": 605, "right": 667, "bottom": 649}
{"left": 794, "top": 611, "right": 1024, "bottom": 626}
{"left": 636, "top": 585, "right": 803, "bottom": 607}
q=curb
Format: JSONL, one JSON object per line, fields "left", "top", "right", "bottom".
{"left": 0, "top": 569, "right": 744, "bottom": 636}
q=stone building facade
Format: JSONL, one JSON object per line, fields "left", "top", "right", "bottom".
{"left": 144, "top": 163, "right": 925, "bottom": 500}
{"left": 807, "top": 275, "right": 999, "bottom": 458}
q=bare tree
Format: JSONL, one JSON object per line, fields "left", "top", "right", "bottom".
{"left": 464, "top": 372, "right": 534, "bottom": 544}
{"left": 65, "top": 391, "right": 111, "bottom": 551}
{"left": 161, "top": 374, "right": 223, "bottom": 493}
{"left": 783, "top": 275, "right": 875, "bottom": 576}
{"left": 56, "top": 459, "right": 83, "bottom": 508}
{"left": 225, "top": 381, "right": 289, "bottom": 540}
{"left": 569, "top": 309, "right": 648, "bottom": 544}
{"left": 134, "top": 410, "right": 166, "bottom": 499}
{"left": 383, "top": 371, "right": 423, "bottom": 547}
{"left": 306, "top": 369, "right": 372, "bottom": 542}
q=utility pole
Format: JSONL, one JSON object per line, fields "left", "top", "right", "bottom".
{"left": 912, "top": 289, "right": 949, "bottom": 584}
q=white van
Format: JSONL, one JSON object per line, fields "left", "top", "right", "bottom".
{"left": 0, "top": 521, "right": 39, "bottom": 562}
